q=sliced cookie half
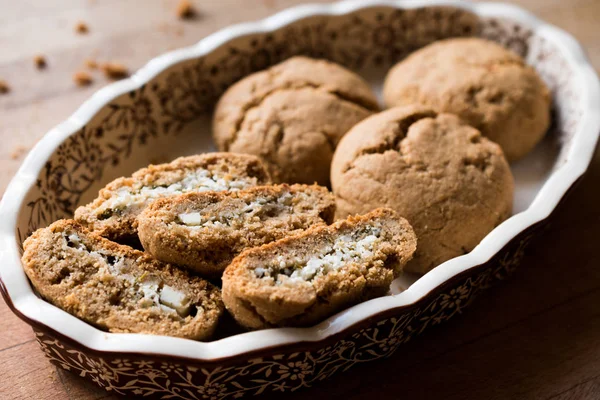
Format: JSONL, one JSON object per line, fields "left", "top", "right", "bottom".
{"left": 137, "top": 184, "right": 336, "bottom": 277}
{"left": 22, "top": 220, "right": 224, "bottom": 340}
{"left": 222, "top": 208, "right": 416, "bottom": 329}
{"left": 75, "top": 153, "right": 270, "bottom": 241}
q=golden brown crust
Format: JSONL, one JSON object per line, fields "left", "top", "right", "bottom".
{"left": 331, "top": 106, "right": 514, "bottom": 274}
{"left": 74, "top": 153, "right": 270, "bottom": 241}
{"left": 21, "top": 220, "right": 224, "bottom": 340}
{"left": 137, "top": 184, "right": 336, "bottom": 277}
{"left": 222, "top": 208, "right": 416, "bottom": 329}
{"left": 212, "top": 56, "right": 378, "bottom": 185}
{"left": 383, "top": 38, "right": 551, "bottom": 161}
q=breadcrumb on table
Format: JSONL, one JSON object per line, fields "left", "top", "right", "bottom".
{"left": 73, "top": 71, "right": 93, "bottom": 86}
{"left": 101, "top": 62, "right": 129, "bottom": 80}
{"left": 34, "top": 55, "right": 47, "bottom": 70}
{"left": 0, "top": 80, "right": 9, "bottom": 94}
{"left": 10, "top": 145, "right": 29, "bottom": 160}
{"left": 176, "top": 0, "right": 196, "bottom": 19}
{"left": 75, "top": 21, "right": 89, "bottom": 34}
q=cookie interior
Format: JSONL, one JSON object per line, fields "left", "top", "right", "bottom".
{"left": 173, "top": 186, "right": 333, "bottom": 231}
{"left": 95, "top": 166, "right": 260, "bottom": 221}
{"left": 61, "top": 231, "right": 195, "bottom": 318}
{"left": 254, "top": 224, "right": 385, "bottom": 284}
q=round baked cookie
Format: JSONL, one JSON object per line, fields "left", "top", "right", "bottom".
{"left": 330, "top": 106, "right": 514, "bottom": 274}
{"left": 213, "top": 56, "right": 379, "bottom": 185}
{"left": 383, "top": 38, "right": 551, "bottom": 161}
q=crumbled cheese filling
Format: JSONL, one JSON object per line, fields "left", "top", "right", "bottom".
{"left": 64, "top": 232, "right": 192, "bottom": 317}
{"left": 96, "top": 168, "right": 255, "bottom": 217}
{"left": 255, "top": 227, "right": 382, "bottom": 284}
{"left": 159, "top": 285, "right": 191, "bottom": 316}
{"left": 177, "top": 192, "right": 295, "bottom": 229}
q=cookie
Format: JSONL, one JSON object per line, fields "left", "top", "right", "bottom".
{"left": 222, "top": 208, "right": 416, "bottom": 329}
{"left": 21, "top": 220, "right": 224, "bottom": 340}
{"left": 330, "top": 106, "right": 514, "bottom": 274}
{"left": 383, "top": 38, "right": 551, "bottom": 161}
{"left": 74, "top": 153, "right": 270, "bottom": 241}
{"left": 137, "top": 184, "right": 336, "bottom": 277}
{"left": 212, "top": 56, "right": 378, "bottom": 185}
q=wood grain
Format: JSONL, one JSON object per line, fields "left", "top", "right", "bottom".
{"left": 0, "top": 341, "right": 66, "bottom": 400}
{"left": 1, "top": 1, "right": 599, "bottom": 399}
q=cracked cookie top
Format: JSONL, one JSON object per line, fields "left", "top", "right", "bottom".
{"left": 212, "top": 56, "right": 378, "bottom": 185}
{"left": 383, "top": 38, "right": 551, "bottom": 161}
{"left": 331, "top": 105, "right": 514, "bottom": 274}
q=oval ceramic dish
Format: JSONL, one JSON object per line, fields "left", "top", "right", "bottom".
{"left": 1, "top": 1, "right": 599, "bottom": 398}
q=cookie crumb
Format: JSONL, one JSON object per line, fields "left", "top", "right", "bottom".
{"left": 101, "top": 62, "right": 129, "bottom": 80}
{"left": 176, "top": 0, "right": 196, "bottom": 19}
{"left": 34, "top": 55, "right": 47, "bottom": 70}
{"left": 73, "top": 71, "right": 93, "bottom": 86}
{"left": 0, "top": 80, "right": 9, "bottom": 94}
{"left": 48, "top": 368, "right": 57, "bottom": 382}
{"left": 10, "top": 145, "right": 28, "bottom": 160}
{"left": 85, "top": 58, "right": 98, "bottom": 69}
{"left": 75, "top": 21, "right": 89, "bottom": 34}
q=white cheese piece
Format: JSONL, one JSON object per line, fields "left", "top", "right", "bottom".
{"left": 66, "top": 233, "right": 88, "bottom": 251}
{"left": 139, "top": 283, "right": 160, "bottom": 308}
{"left": 159, "top": 304, "right": 178, "bottom": 315}
{"left": 255, "top": 267, "right": 267, "bottom": 278}
{"left": 178, "top": 212, "right": 202, "bottom": 226}
{"left": 67, "top": 233, "right": 82, "bottom": 246}
{"left": 159, "top": 285, "right": 191, "bottom": 317}
{"left": 277, "top": 192, "right": 293, "bottom": 206}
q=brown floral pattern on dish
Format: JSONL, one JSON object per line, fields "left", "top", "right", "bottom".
{"left": 480, "top": 17, "right": 533, "bottom": 57}
{"left": 19, "top": 84, "right": 159, "bottom": 246}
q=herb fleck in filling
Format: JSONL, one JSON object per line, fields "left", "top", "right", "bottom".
{"left": 176, "top": 192, "right": 295, "bottom": 229}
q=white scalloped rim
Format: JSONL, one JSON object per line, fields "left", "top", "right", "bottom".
{"left": 1, "top": 0, "right": 599, "bottom": 361}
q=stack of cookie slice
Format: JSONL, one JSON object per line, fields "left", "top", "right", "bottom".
{"left": 22, "top": 38, "right": 551, "bottom": 340}
{"left": 22, "top": 152, "right": 418, "bottom": 338}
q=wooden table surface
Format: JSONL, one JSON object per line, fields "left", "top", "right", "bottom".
{"left": 1, "top": 1, "right": 600, "bottom": 399}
